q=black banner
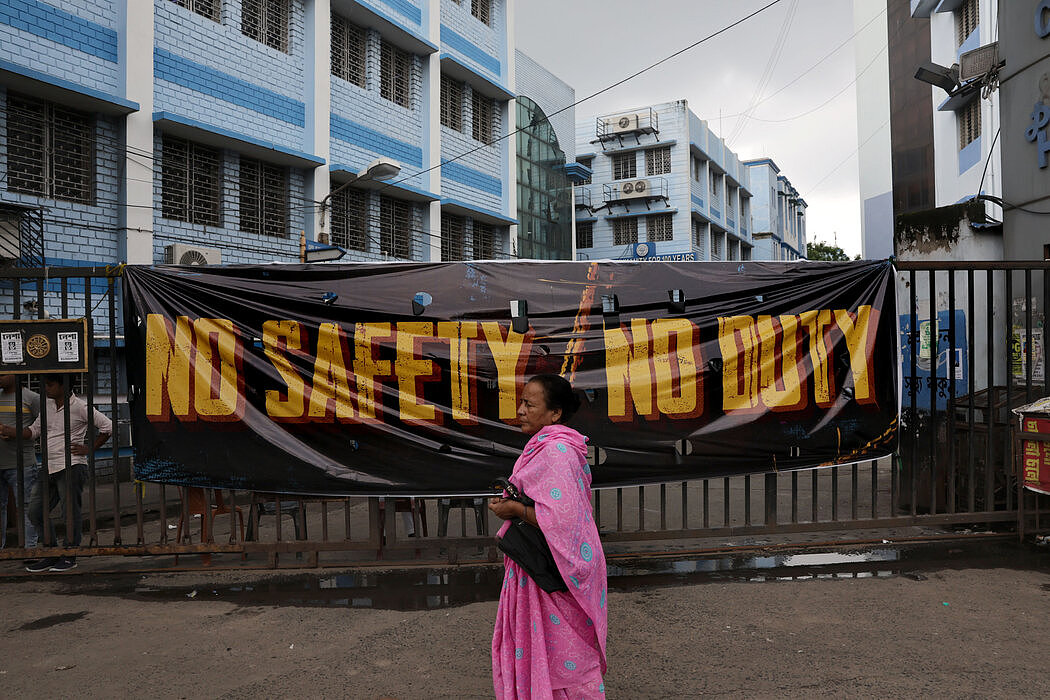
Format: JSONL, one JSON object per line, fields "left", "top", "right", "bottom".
{"left": 123, "top": 260, "right": 898, "bottom": 496}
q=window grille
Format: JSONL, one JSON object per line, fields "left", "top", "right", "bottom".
{"left": 711, "top": 232, "right": 722, "bottom": 260}
{"left": 161, "top": 136, "right": 221, "bottom": 226}
{"left": 472, "top": 222, "right": 497, "bottom": 260}
{"left": 955, "top": 0, "right": 978, "bottom": 46}
{"left": 646, "top": 146, "right": 671, "bottom": 176}
{"left": 6, "top": 94, "right": 95, "bottom": 205}
{"left": 330, "top": 186, "right": 369, "bottom": 251}
{"left": 613, "top": 217, "right": 638, "bottom": 246}
{"left": 958, "top": 99, "right": 981, "bottom": 149}
{"left": 692, "top": 156, "right": 703, "bottom": 182}
{"left": 379, "top": 195, "right": 412, "bottom": 258}
{"left": 441, "top": 75, "right": 463, "bottom": 131}
{"left": 331, "top": 13, "right": 366, "bottom": 87}
{"left": 710, "top": 174, "right": 720, "bottom": 198}
{"left": 693, "top": 220, "right": 705, "bottom": 258}
{"left": 472, "top": 91, "right": 496, "bottom": 143}
{"left": 576, "top": 221, "right": 593, "bottom": 249}
{"left": 242, "top": 0, "right": 289, "bottom": 53}
{"left": 728, "top": 239, "right": 739, "bottom": 261}
{"left": 612, "top": 152, "right": 636, "bottom": 180}
{"left": 471, "top": 0, "right": 491, "bottom": 26}
{"left": 381, "top": 40, "right": 412, "bottom": 108}
{"left": 442, "top": 214, "right": 465, "bottom": 261}
{"left": 646, "top": 213, "right": 673, "bottom": 242}
{"left": 169, "top": 0, "right": 220, "bottom": 21}
{"left": 239, "top": 157, "right": 288, "bottom": 237}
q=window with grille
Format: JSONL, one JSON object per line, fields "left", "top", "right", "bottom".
{"left": 379, "top": 195, "right": 412, "bottom": 258}
{"left": 472, "top": 91, "right": 496, "bottom": 143}
{"left": 955, "top": 0, "right": 978, "bottom": 46}
{"left": 576, "top": 221, "right": 593, "bottom": 249}
{"left": 611, "top": 152, "right": 636, "bottom": 180}
{"left": 693, "top": 221, "right": 705, "bottom": 257}
{"left": 958, "top": 98, "right": 980, "bottom": 149}
{"left": 161, "top": 136, "right": 221, "bottom": 226}
{"left": 381, "top": 40, "right": 412, "bottom": 108}
{"left": 710, "top": 174, "right": 720, "bottom": 198}
{"left": 441, "top": 75, "right": 463, "bottom": 131}
{"left": 613, "top": 218, "right": 638, "bottom": 246}
{"left": 441, "top": 214, "right": 465, "bottom": 261}
{"left": 711, "top": 232, "right": 722, "bottom": 260}
{"left": 242, "top": 0, "right": 289, "bottom": 52}
{"left": 331, "top": 13, "right": 366, "bottom": 87}
{"left": 646, "top": 146, "right": 671, "bottom": 176}
{"left": 471, "top": 0, "right": 491, "bottom": 25}
{"left": 5, "top": 94, "right": 95, "bottom": 204}
{"left": 239, "top": 157, "right": 288, "bottom": 237}
{"left": 169, "top": 0, "right": 220, "bottom": 21}
{"left": 330, "top": 187, "right": 369, "bottom": 251}
{"left": 472, "top": 222, "right": 496, "bottom": 260}
{"left": 692, "top": 156, "right": 703, "bottom": 182}
{"left": 646, "top": 213, "right": 673, "bottom": 242}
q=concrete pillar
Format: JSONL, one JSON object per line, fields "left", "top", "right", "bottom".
{"left": 119, "top": 0, "right": 154, "bottom": 264}
{"left": 305, "top": 0, "right": 332, "bottom": 243}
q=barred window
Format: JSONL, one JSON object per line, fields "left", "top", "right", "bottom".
{"left": 613, "top": 218, "right": 638, "bottom": 246}
{"left": 379, "top": 195, "right": 412, "bottom": 258}
{"left": 441, "top": 214, "right": 465, "bottom": 261}
{"left": 471, "top": 0, "right": 491, "bottom": 25}
{"left": 693, "top": 220, "right": 705, "bottom": 258}
{"left": 611, "top": 152, "right": 636, "bottom": 180}
{"left": 441, "top": 75, "right": 463, "bottom": 131}
{"left": 711, "top": 232, "right": 722, "bottom": 260}
{"left": 6, "top": 94, "right": 95, "bottom": 204}
{"left": 239, "top": 157, "right": 288, "bottom": 237}
{"left": 472, "top": 222, "right": 496, "bottom": 260}
{"left": 958, "top": 98, "right": 981, "bottom": 149}
{"left": 472, "top": 91, "right": 496, "bottom": 143}
{"left": 169, "top": 0, "right": 220, "bottom": 22}
{"left": 577, "top": 157, "right": 593, "bottom": 186}
{"left": 692, "top": 156, "right": 703, "bottom": 182}
{"left": 576, "top": 221, "right": 593, "bottom": 249}
{"left": 329, "top": 186, "right": 369, "bottom": 251}
{"left": 646, "top": 213, "right": 673, "bottom": 242}
{"left": 646, "top": 146, "right": 671, "bottom": 176}
{"left": 710, "top": 173, "right": 720, "bottom": 199}
{"left": 331, "top": 13, "right": 366, "bottom": 87}
{"left": 242, "top": 0, "right": 289, "bottom": 53}
{"left": 161, "top": 136, "right": 221, "bottom": 226}
{"left": 381, "top": 40, "right": 412, "bottom": 108}
{"left": 956, "top": 0, "right": 978, "bottom": 46}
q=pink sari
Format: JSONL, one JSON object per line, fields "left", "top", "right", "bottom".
{"left": 492, "top": 424, "right": 608, "bottom": 699}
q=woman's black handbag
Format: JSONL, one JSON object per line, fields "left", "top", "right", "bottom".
{"left": 493, "top": 477, "right": 568, "bottom": 593}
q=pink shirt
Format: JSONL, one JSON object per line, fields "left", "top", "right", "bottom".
{"left": 28, "top": 393, "right": 113, "bottom": 474}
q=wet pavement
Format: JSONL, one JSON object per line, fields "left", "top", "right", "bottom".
{"left": 25, "top": 535, "right": 1050, "bottom": 612}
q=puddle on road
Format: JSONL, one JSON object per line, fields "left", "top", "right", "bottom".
{"left": 46, "top": 540, "right": 1050, "bottom": 612}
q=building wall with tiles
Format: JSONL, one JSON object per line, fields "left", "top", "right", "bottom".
{"left": 514, "top": 50, "right": 574, "bottom": 163}
{"left": 439, "top": 0, "right": 506, "bottom": 86}
{"left": 0, "top": 0, "right": 121, "bottom": 95}
{"left": 153, "top": 0, "right": 307, "bottom": 151}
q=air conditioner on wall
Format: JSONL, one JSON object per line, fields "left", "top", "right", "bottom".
{"left": 165, "top": 243, "right": 222, "bottom": 265}
{"left": 607, "top": 113, "right": 639, "bottom": 133}
{"left": 619, "top": 179, "right": 651, "bottom": 200}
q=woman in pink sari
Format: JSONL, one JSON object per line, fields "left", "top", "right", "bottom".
{"left": 489, "top": 374, "right": 608, "bottom": 699}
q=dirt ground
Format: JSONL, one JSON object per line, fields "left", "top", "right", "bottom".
{"left": 0, "top": 561, "right": 1047, "bottom": 699}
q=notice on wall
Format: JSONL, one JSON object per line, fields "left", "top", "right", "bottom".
{"left": 1, "top": 332, "right": 23, "bottom": 364}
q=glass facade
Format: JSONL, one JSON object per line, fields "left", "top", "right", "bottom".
{"left": 516, "top": 96, "right": 571, "bottom": 259}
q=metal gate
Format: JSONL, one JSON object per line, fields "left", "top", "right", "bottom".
{"left": 0, "top": 262, "right": 1047, "bottom": 571}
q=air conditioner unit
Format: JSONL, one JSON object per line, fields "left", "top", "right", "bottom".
{"left": 619, "top": 179, "right": 651, "bottom": 200}
{"left": 165, "top": 243, "right": 222, "bottom": 265}
{"left": 607, "top": 113, "right": 639, "bottom": 133}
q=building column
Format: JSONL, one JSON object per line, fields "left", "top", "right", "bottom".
{"left": 425, "top": 2, "right": 442, "bottom": 262}
{"left": 120, "top": 0, "right": 154, "bottom": 264}
{"left": 503, "top": 0, "right": 517, "bottom": 258}
{"left": 305, "top": 0, "right": 331, "bottom": 244}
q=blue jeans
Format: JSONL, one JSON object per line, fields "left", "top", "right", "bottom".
{"left": 0, "top": 465, "right": 38, "bottom": 548}
{"left": 29, "top": 465, "right": 87, "bottom": 549}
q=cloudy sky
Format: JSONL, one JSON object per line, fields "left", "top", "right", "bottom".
{"left": 516, "top": 0, "right": 869, "bottom": 257}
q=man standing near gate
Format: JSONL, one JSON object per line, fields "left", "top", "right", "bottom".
{"left": 0, "top": 373, "right": 40, "bottom": 549}
{"left": 0, "top": 374, "right": 111, "bottom": 572}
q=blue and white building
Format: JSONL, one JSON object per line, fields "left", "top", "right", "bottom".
{"left": 572, "top": 99, "right": 756, "bottom": 262}
{"left": 0, "top": 0, "right": 580, "bottom": 276}
{"left": 744, "top": 158, "right": 808, "bottom": 261}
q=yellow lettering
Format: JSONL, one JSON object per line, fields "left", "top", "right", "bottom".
{"left": 718, "top": 316, "right": 760, "bottom": 412}
{"left": 437, "top": 321, "right": 479, "bottom": 424}
{"left": 263, "top": 320, "right": 306, "bottom": 420}
{"left": 834, "top": 305, "right": 877, "bottom": 404}
{"left": 603, "top": 319, "right": 654, "bottom": 420}
{"left": 192, "top": 318, "right": 242, "bottom": 420}
{"left": 481, "top": 322, "right": 531, "bottom": 420}
{"left": 354, "top": 323, "right": 392, "bottom": 421}
{"left": 799, "top": 309, "right": 835, "bottom": 407}
{"left": 757, "top": 315, "right": 803, "bottom": 411}
{"left": 651, "top": 318, "right": 699, "bottom": 417}
{"left": 145, "top": 314, "right": 193, "bottom": 419}
{"left": 308, "top": 323, "right": 355, "bottom": 420}
{"left": 396, "top": 322, "right": 437, "bottom": 422}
